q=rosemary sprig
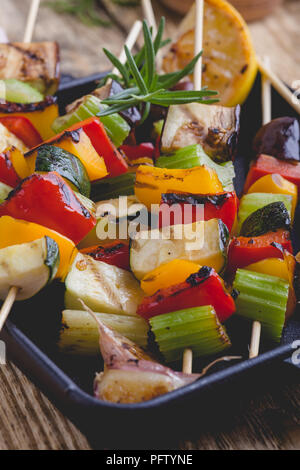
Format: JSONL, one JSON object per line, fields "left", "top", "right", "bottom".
{"left": 46, "top": 0, "right": 110, "bottom": 27}
{"left": 98, "top": 18, "right": 219, "bottom": 122}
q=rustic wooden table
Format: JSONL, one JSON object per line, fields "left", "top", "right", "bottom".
{"left": 0, "top": 0, "right": 299, "bottom": 450}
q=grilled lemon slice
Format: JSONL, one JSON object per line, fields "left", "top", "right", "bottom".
{"left": 163, "top": 0, "right": 257, "bottom": 106}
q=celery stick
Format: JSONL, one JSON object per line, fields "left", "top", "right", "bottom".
{"left": 233, "top": 269, "right": 289, "bottom": 342}
{"left": 156, "top": 144, "right": 235, "bottom": 191}
{"left": 238, "top": 193, "right": 292, "bottom": 233}
{"left": 150, "top": 306, "right": 231, "bottom": 362}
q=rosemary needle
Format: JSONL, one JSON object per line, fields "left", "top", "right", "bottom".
{"left": 98, "top": 17, "right": 219, "bottom": 122}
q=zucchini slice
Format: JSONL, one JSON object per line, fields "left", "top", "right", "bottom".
{"left": 35, "top": 145, "right": 91, "bottom": 197}
{"left": 238, "top": 193, "right": 293, "bottom": 233}
{"left": 240, "top": 202, "right": 291, "bottom": 238}
{"left": 130, "top": 218, "right": 229, "bottom": 280}
{"left": 0, "top": 236, "right": 59, "bottom": 301}
{"left": 65, "top": 253, "right": 144, "bottom": 316}
{"left": 0, "top": 181, "right": 13, "bottom": 203}
{"left": 90, "top": 172, "right": 135, "bottom": 202}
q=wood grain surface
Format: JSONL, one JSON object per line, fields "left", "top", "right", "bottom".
{"left": 0, "top": 0, "right": 299, "bottom": 451}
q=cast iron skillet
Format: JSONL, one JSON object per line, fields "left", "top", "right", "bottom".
{"left": 1, "top": 73, "right": 300, "bottom": 448}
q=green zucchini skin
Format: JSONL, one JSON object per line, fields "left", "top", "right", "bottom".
{"left": 91, "top": 172, "right": 135, "bottom": 202}
{"left": 240, "top": 202, "right": 291, "bottom": 237}
{"left": 44, "top": 236, "right": 60, "bottom": 282}
{"left": 35, "top": 145, "right": 91, "bottom": 197}
{"left": 218, "top": 219, "right": 229, "bottom": 274}
{"left": 0, "top": 181, "right": 13, "bottom": 203}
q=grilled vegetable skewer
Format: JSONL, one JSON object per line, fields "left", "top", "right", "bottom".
{"left": 141, "top": 0, "right": 206, "bottom": 374}
{"left": 0, "top": 237, "right": 59, "bottom": 332}
{"left": 249, "top": 56, "right": 274, "bottom": 358}
{"left": 0, "top": 0, "right": 44, "bottom": 333}
{"left": 184, "top": 0, "right": 204, "bottom": 374}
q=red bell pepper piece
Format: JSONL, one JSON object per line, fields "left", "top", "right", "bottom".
{"left": 244, "top": 154, "right": 300, "bottom": 192}
{"left": 69, "top": 118, "right": 128, "bottom": 177}
{"left": 80, "top": 241, "right": 130, "bottom": 270}
{"left": 0, "top": 149, "right": 20, "bottom": 187}
{"left": 120, "top": 143, "right": 155, "bottom": 161}
{"left": 159, "top": 191, "right": 238, "bottom": 232}
{"left": 154, "top": 136, "right": 161, "bottom": 160}
{"left": 0, "top": 171, "right": 96, "bottom": 244}
{"left": 0, "top": 116, "right": 42, "bottom": 149}
{"left": 137, "top": 266, "right": 235, "bottom": 323}
{"left": 227, "top": 229, "right": 293, "bottom": 277}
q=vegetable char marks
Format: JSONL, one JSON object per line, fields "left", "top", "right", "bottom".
{"left": 0, "top": 172, "right": 96, "bottom": 245}
{"left": 0, "top": 42, "right": 60, "bottom": 95}
{"left": 161, "top": 103, "right": 240, "bottom": 162}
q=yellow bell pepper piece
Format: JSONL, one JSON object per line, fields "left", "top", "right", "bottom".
{"left": 247, "top": 174, "right": 298, "bottom": 220}
{"left": 0, "top": 216, "right": 77, "bottom": 280}
{"left": 26, "top": 128, "right": 108, "bottom": 182}
{"left": 7, "top": 146, "right": 30, "bottom": 179}
{"left": 245, "top": 258, "right": 290, "bottom": 282}
{"left": 0, "top": 101, "right": 59, "bottom": 141}
{"left": 141, "top": 259, "right": 201, "bottom": 296}
{"left": 135, "top": 165, "right": 223, "bottom": 209}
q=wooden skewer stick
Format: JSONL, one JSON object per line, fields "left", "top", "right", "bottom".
{"left": 112, "top": 20, "right": 143, "bottom": 76}
{"left": 261, "top": 57, "right": 272, "bottom": 126}
{"left": 182, "top": 349, "right": 193, "bottom": 374}
{"left": 23, "top": 0, "right": 41, "bottom": 43}
{"left": 257, "top": 56, "right": 300, "bottom": 117}
{"left": 0, "top": 287, "right": 19, "bottom": 332}
{"left": 249, "top": 321, "right": 262, "bottom": 359}
{"left": 194, "top": 0, "right": 204, "bottom": 91}
{"left": 249, "top": 56, "right": 272, "bottom": 359}
{"left": 181, "top": 0, "right": 205, "bottom": 374}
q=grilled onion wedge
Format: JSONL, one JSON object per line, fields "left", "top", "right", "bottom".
{"left": 65, "top": 253, "right": 143, "bottom": 316}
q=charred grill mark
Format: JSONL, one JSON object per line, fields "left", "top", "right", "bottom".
{"left": 0, "top": 95, "right": 57, "bottom": 113}
{"left": 86, "top": 257, "right": 123, "bottom": 310}
{"left": 2, "top": 148, "right": 13, "bottom": 169}
{"left": 5, "top": 175, "right": 32, "bottom": 200}
{"left": 240, "top": 64, "right": 248, "bottom": 74}
{"left": 150, "top": 267, "right": 213, "bottom": 301}
{"left": 7, "top": 44, "right": 43, "bottom": 62}
{"left": 161, "top": 192, "right": 230, "bottom": 207}
{"left": 65, "top": 130, "right": 81, "bottom": 143}
{"left": 186, "top": 266, "right": 212, "bottom": 286}
{"left": 134, "top": 181, "right": 158, "bottom": 190}
{"left": 86, "top": 243, "right": 125, "bottom": 259}
{"left": 25, "top": 129, "right": 82, "bottom": 160}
